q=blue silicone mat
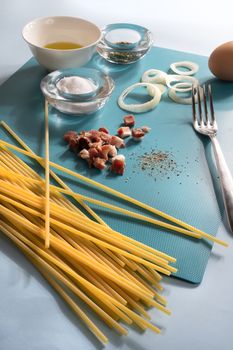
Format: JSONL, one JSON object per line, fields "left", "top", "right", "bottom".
{"left": 1, "top": 46, "right": 233, "bottom": 284}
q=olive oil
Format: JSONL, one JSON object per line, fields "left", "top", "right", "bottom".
{"left": 44, "top": 42, "right": 83, "bottom": 50}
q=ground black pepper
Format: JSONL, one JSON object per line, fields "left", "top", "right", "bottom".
{"left": 127, "top": 147, "right": 204, "bottom": 185}
{"left": 108, "top": 50, "right": 143, "bottom": 64}
{"left": 137, "top": 149, "right": 181, "bottom": 179}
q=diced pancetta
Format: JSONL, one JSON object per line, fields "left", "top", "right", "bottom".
{"left": 64, "top": 131, "right": 78, "bottom": 142}
{"left": 110, "top": 155, "right": 125, "bottom": 175}
{"left": 93, "top": 157, "right": 107, "bottom": 170}
{"left": 98, "top": 127, "right": 109, "bottom": 134}
{"left": 132, "top": 128, "right": 145, "bottom": 141}
{"left": 99, "top": 144, "right": 117, "bottom": 160}
{"left": 79, "top": 149, "right": 90, "bottom": 159}
{"left": 141, "top": 126, "right": 151, "bottom": 133}
{"left": 117, "top": 126, "right": 132, "bottom": 138}
{"left": 123, "top": 115, "right": 135, "bottom": 127}
{"left": 64, "top": 128, "right": 125, "bottom": 173}
{"left": 110, "top": 135, "right": 125, "bottom": 148}
{"left": 77, "top": 137, "right": 90, "bottom": 150}
{"left": 88, "top": 147, "right": 99, "bottom": 160}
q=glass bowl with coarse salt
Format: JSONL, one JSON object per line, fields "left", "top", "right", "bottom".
{"left": 40, "top": 68, "right": 115, "bottom": 115}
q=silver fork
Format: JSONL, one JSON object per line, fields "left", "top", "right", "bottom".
{"left": 192, "top": 84, "right": 233, "bottom": 233}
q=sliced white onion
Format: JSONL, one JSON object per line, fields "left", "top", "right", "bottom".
{"left": 147, "top": 83, "right": 167, "bottom": 96}
{"left": 165, "top": 74, "right": 199, "bottom": 92}
{"left": 118, "top": 82, "right": 161, "bottom": 113}
{"left": 168, "top": 82, "right": 203, "bottom": 104}
{"left": 170, "top": 61, "right": 199, "bottom": 76}
{"left": 141, "top": 69, "right": 167, "bottom": 84}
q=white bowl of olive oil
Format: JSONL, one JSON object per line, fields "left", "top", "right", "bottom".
{"left": 22, "top": 16, "right": 102, "bottom": 71}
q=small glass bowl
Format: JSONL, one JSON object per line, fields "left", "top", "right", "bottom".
{"left": 97, "top": 23, "right": 153, "bottom": 64}
{"left": 40, "top": 68, "right": 115, "bottom": 115}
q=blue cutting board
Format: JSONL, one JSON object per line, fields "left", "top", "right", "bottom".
{"left": 1, "top": 46, "right": 233, "bottom": 284}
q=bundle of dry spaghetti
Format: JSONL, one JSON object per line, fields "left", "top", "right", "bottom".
{"left": 0, "top": 138, "right": 176, "bottom": 345}
{"left": 0, "top": 121, "right": 228, "bottom": 344}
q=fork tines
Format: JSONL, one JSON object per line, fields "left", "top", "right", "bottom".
{"left": 192, "top": 83, "right": 215, "bottom": 126}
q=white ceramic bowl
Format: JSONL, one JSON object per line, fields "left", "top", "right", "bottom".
{"left": 22, "top": 16, "right": 102, "bottom": 71}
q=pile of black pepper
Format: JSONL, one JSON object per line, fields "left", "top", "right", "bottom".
{"left": 125, "top": 148, "right": 203, "bottom": 186}
{"left": 136, "top": 148, "right": 182, "bottom": 179}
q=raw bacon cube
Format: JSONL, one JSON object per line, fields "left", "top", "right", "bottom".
{"left": 98, "top": 127, "right": 109, "bottom": 134}
{"left": 123, "top": 115, "right": 135, "bottom": 127}
{"left": 99, "top": 144, "right": 117, "bottom": 160}
{"left": 79, "top": 149, "right": 90, "bottom": 160}
{"left": 110, "top": 135, "right": 125, "bottom": 148}
{"left": 117, "top": 126, "right": 132, "bottom": 138}
{"left": 141, "top": 126, "right": 151, "bottom": 133}
{"left": 64, "top": 131, "right": 78, "bottom": 142}
{"left": 93, "top": 157, "right": 107, "bottom": 170}
{"left": 132, "top": 128, "right": 145, "bottom": 141}
{"left": 110, "top": 155, "right": 125, "bottom": 175}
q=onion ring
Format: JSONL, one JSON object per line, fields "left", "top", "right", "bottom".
{"left": 141, "top": 69, "right": 167, "bottom": 84}
{"left": 165, "top": 75, "right": 199, "bottom": 92}
{"left": 147, "top": 83, "right": 167, "bottom": 96}
{"left": 170, "top": 61, "right": 199, "bottom": 76}
{"left": 168, "top": 82, "right": 203, "bottom": 104}
{"left": 118, "top": 82, "right": 161, "bottom": 113}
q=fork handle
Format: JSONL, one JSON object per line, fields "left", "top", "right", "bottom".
{"left": 210, "top": 135, "right": 233, "bottom": 232}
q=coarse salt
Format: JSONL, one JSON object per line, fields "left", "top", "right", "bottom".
{"left": 57, "top": 76, "right": 97, "bottom": 95}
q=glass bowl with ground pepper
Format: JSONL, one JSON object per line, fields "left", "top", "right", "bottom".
{"left": 40, "top": 67, "right": 114, "bottom": 115}
{"left": 96, "top": 23, "right": 153, "bottom": 64}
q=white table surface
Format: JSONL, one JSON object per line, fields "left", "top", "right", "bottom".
{"left": 0, "top": 1, "right": 233, "bottom": 349}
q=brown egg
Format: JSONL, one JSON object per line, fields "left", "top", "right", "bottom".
{"left": 208, "top": 41, "right": 233, "bottom": 81}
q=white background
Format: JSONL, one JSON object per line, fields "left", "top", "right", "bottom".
{"left": 0, "top": 1, "right": 233, "bottom": 350}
